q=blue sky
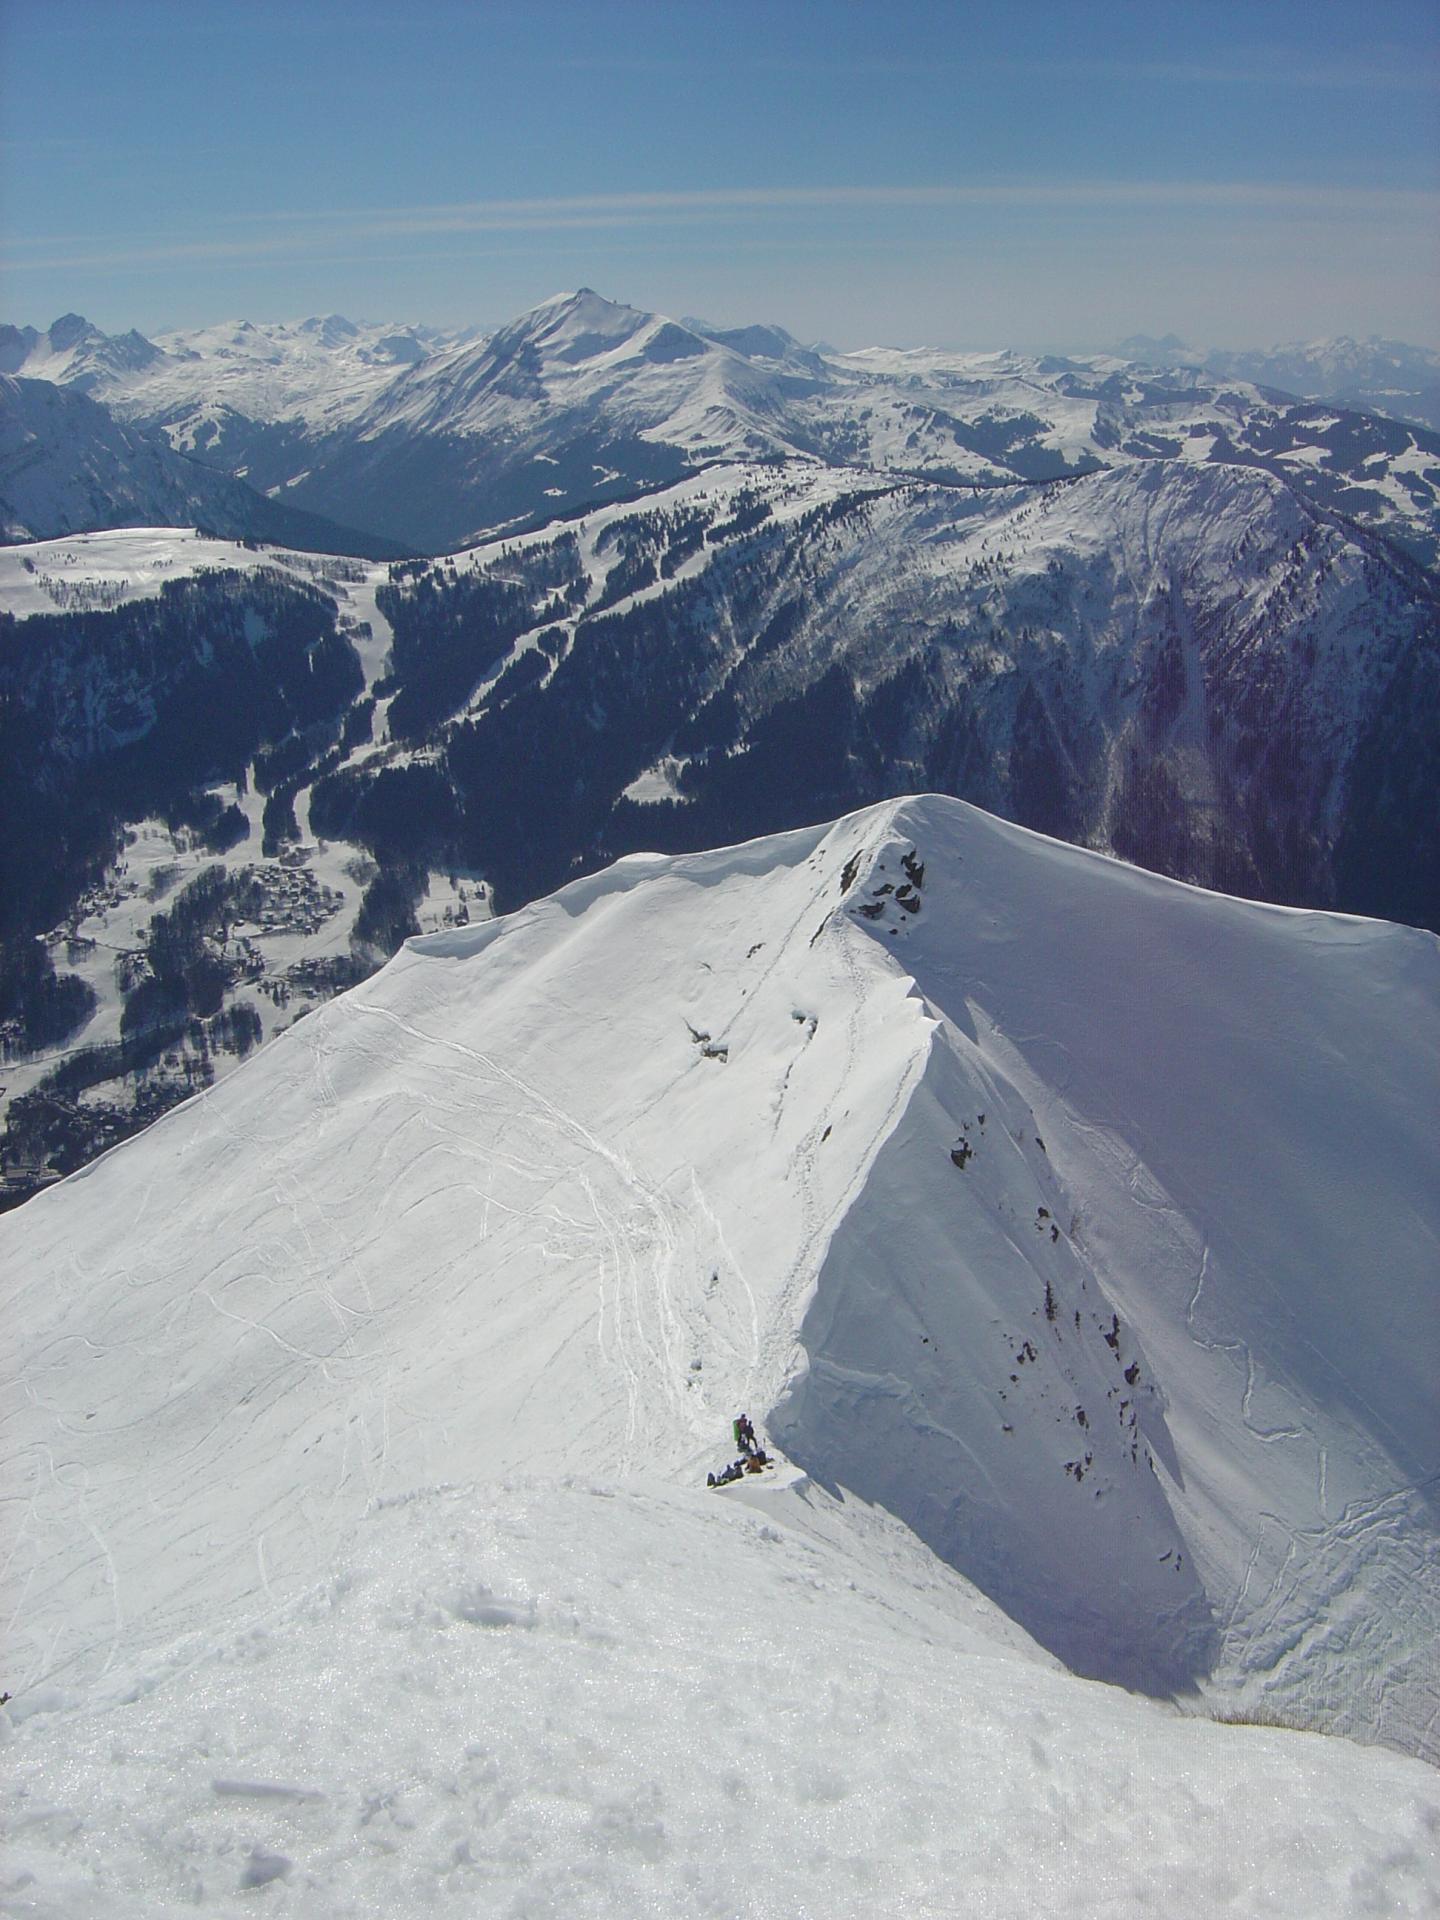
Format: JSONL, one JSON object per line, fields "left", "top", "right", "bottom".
{"left": 3, "top": 0, "right": 1437, "bottom": 347}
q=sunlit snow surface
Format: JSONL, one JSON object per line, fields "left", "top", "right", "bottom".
{"left": 5, "top": 1482, "right": 1437, "bottom": 1918}
{"left": 3, "top": 795, "right": 1438, "bottom": 1915}
{"left": 0, "top": 526, "right": 369, "bottom": 620}
{"left": 12, "top": 294, "right": 1440, "bottom": 559}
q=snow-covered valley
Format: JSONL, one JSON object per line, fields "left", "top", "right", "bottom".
{"left": 4, "top": 794, "right": 1437, "bottom": 1915}
{"left": 0, "top": 529, "right": 490, "bottom": 1202}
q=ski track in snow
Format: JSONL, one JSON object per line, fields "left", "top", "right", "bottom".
{"left": 336, "top": 820, "right": 919, "bottom": 1477}
{"left": 343, "top": 995, "right": 713, "bottom": 1470}
{"left": 996, "top": 990, "right": 1439, "bottom": 1753}
{"left": 3, "top": 794, "right": 1439, "bottom": 1918}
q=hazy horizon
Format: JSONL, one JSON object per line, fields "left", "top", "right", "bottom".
{"left": 3, "top": 0, "right": 1438, "bottom": 353}
{"left": 8, "top": 286, "right": 1440, "bottom": 364}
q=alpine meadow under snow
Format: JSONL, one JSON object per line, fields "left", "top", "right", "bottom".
{"left": 4, "top": 796, "right": 1438, "bottom": 1916}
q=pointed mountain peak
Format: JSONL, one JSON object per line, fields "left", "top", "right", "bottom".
{"left": 536, "top": 285, "right": 617, "bottom": 312}
{"left": 533, "top": 286, "right": 647, "bottom": 329}
{"left": 488, "top": 288, "right": 656, "bottom": 369}
{"left": 48, "top": 313, "right": 101, "bottom": 351}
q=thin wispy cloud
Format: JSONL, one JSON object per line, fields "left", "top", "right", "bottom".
{"left": 5, "top": 0, "right": 1433, "bottom": 342}
{"left": 263, "top": 182, "right": 1440, "bottom": 222}
{"left": 1117, "top": 58, "right": 1438, "bottom": 91}
{"left": 553, "top": 51, "right": 1440, "bottom": 92}
{"left": 997, "top": 51, "right": 1440, "bottom": 93}
{"left": 8, "top": 181, "right": 1437, "bottom": 275}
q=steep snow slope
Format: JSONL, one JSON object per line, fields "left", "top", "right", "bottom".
{"left": 3, "top": 795, "right": 1438, "bottom": 1912}
{"left": 6, "top": 797, "right": 1437, "bottom": 1727}
{"left": 775, "top": 806, "right": 1440, "bottom": 1743}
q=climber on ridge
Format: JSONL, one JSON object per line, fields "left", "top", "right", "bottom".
{"left": 708, "top": 1416, "right": 771, "bottom": 1487}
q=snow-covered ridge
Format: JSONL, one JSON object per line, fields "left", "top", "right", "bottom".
{"left": 6, "top": 793, "right": 1436, "bottom": 1748}
{"left": 4, "top": 793, "right": 1438, "bottom": 1911}
{"left": 0, "top": 524, "right": 382, "bottom": 620}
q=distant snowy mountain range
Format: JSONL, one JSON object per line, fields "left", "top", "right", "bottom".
{"left": 1, "top": 289, "right": 1437, "bottom": 1200}
{"left": 6, "top": 292, "right": 1440, "bottom": 562}
{"left": 0, "top": 310, "right": 472, "bottom": 431}
{"left": 3, "top": 794, "right": 1437, "bottom": 1912}
{"left": 0, "top": 374, "right": 403, "bottom": 556}
{"left": 1115, "top": 330, "right": 1440, "bottom": 434}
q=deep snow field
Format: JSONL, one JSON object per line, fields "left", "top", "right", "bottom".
{"left": 5, "top": 1479, "right": 1438, "bottom": 1918}
{"left": 3, "top": 794, "right": 1438, "bottom": 1915}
